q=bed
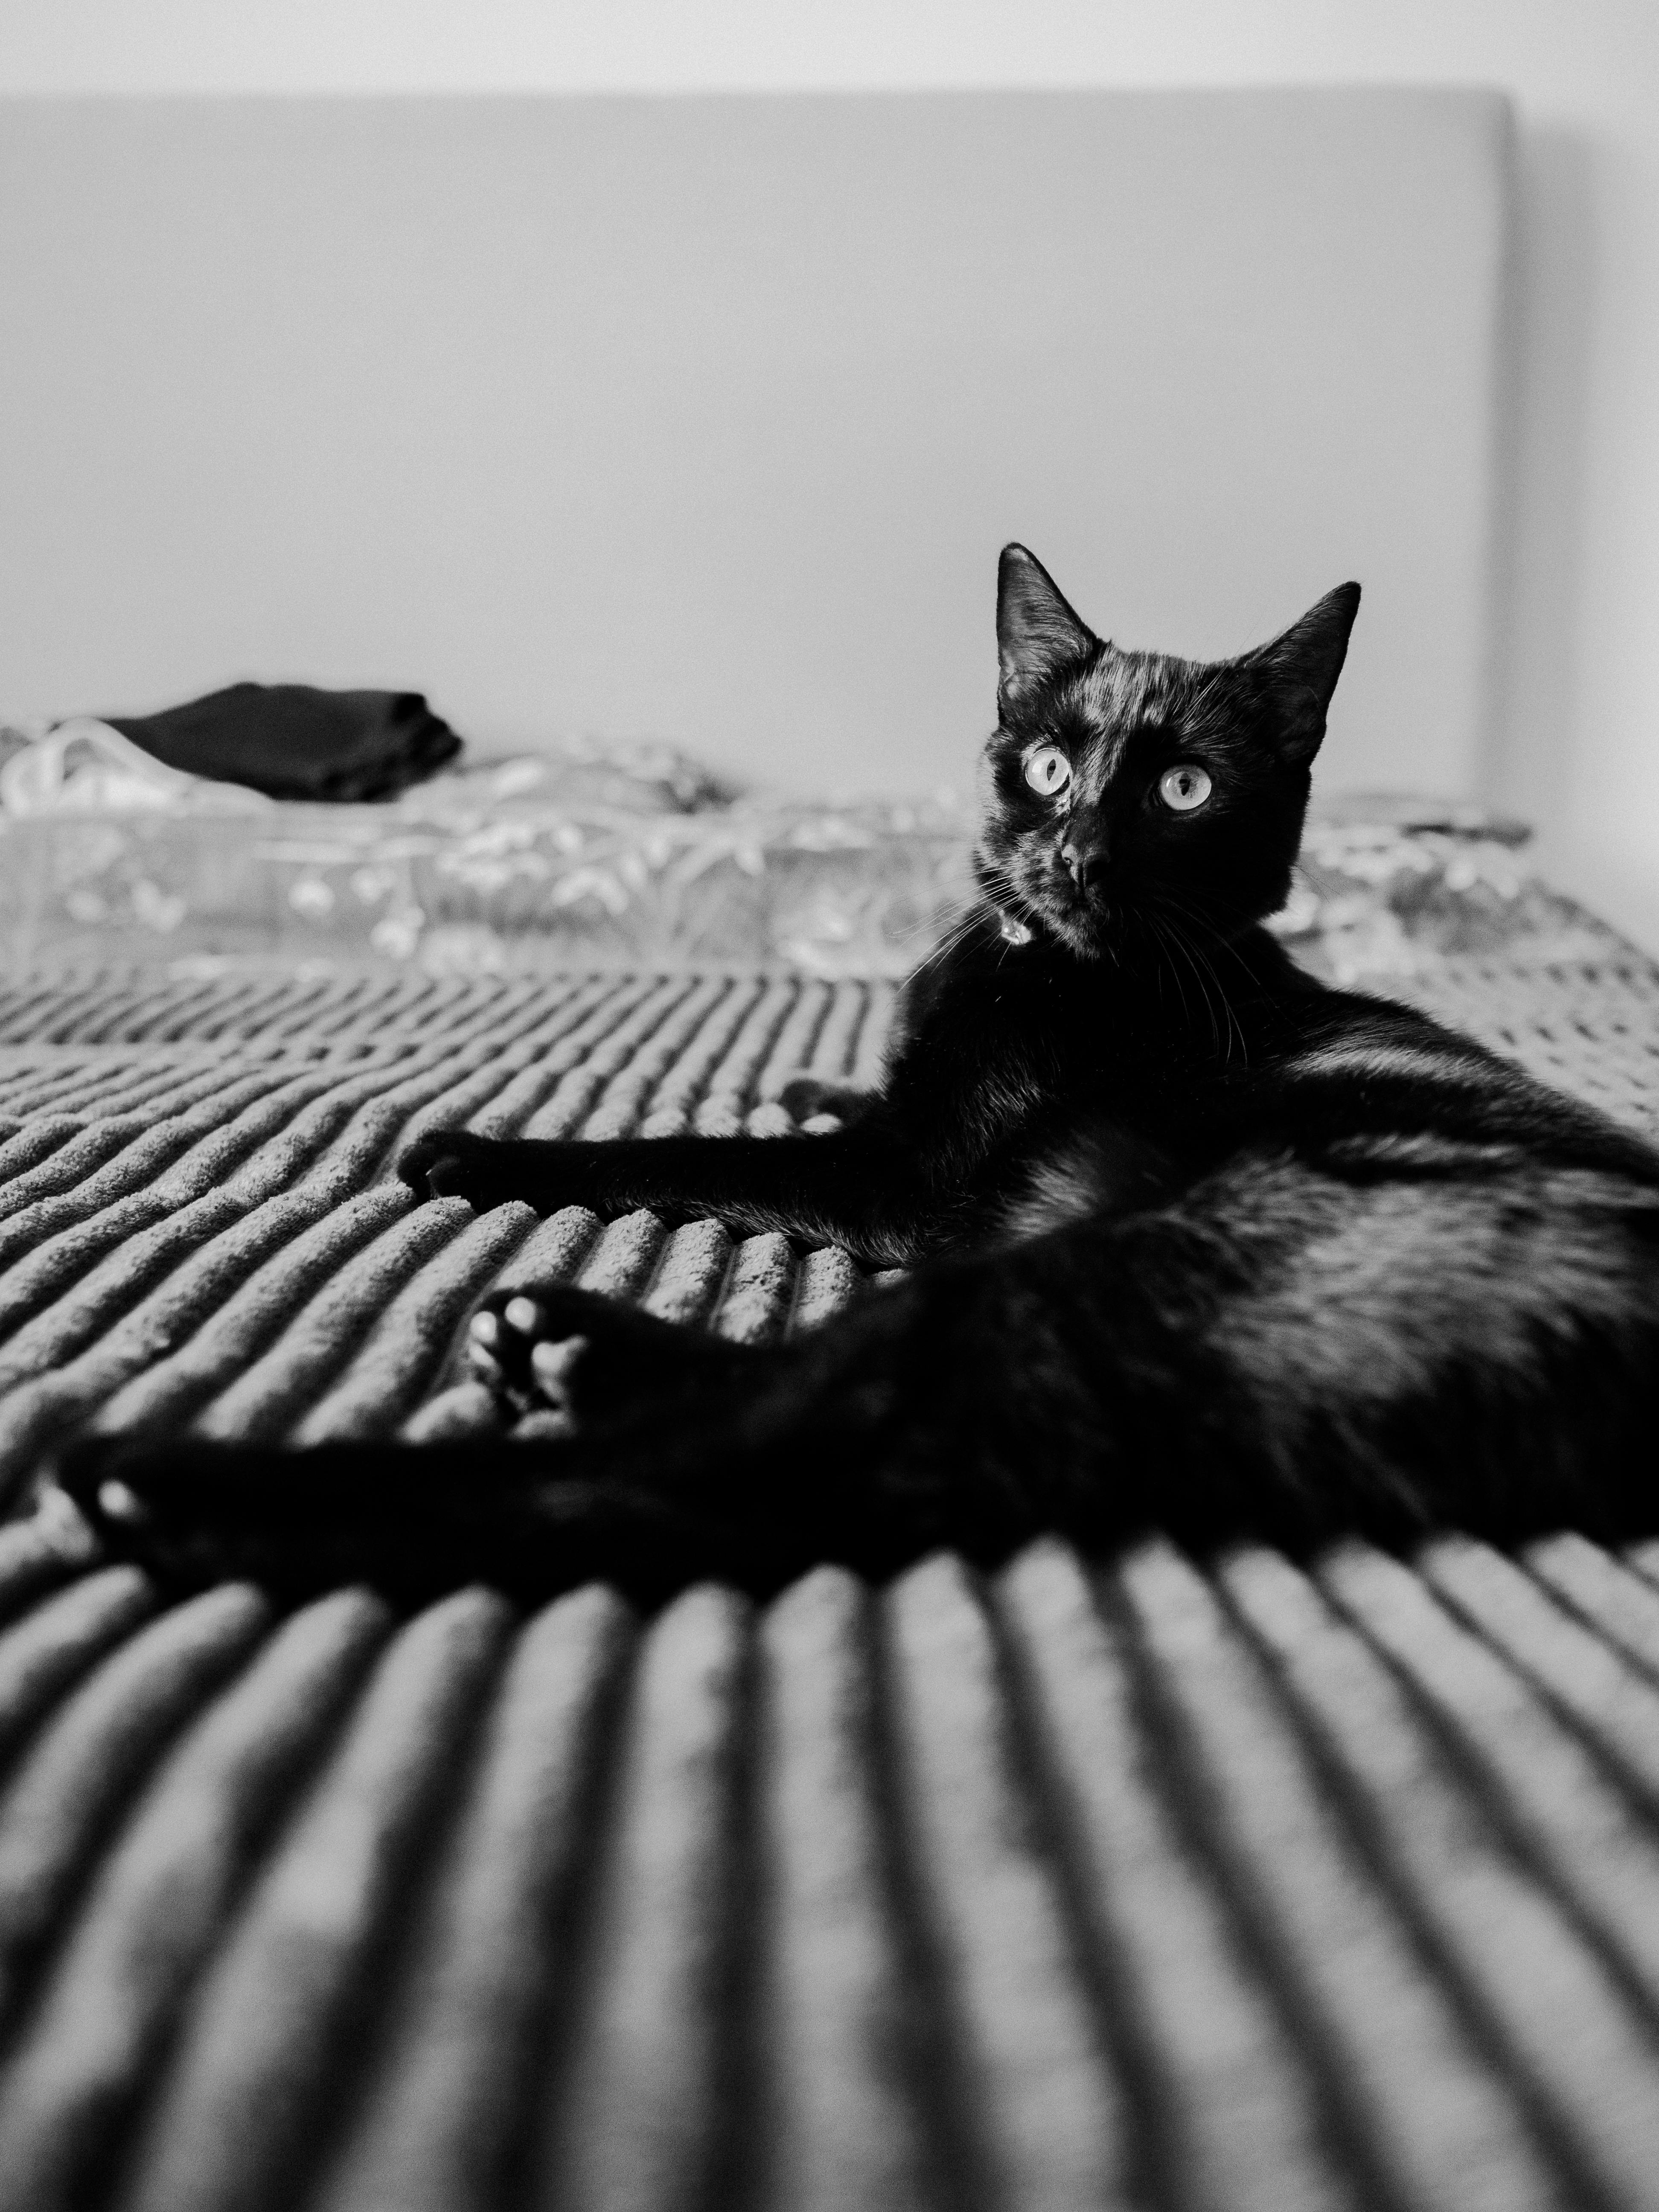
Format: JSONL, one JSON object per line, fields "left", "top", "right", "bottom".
{"left": 3, "top": 84, "right": 1658, "bottom": 2212}
{"left": 0, "top": 789, "right": 1657, "bottom": 2207}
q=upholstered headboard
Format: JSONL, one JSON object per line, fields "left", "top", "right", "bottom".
{"left": 0, "top": 89, "right": 1511, "bottom": 800}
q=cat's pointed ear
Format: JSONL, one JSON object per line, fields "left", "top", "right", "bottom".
{"left": 1247, "top": 582, "right": 1362, "bottom": 763}
{"left": 997, "top": 545, "right": 1096, "bottom": 704}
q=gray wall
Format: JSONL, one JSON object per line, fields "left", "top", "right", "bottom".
{"left": 0, "top": 91, "right": 1510, "bottom": 799}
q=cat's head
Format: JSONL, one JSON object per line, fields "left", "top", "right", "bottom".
{"left": 975, "top": 545, "right": 1360, "bottom": 959}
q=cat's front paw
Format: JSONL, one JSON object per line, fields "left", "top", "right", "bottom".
{"left": 777, "top": 1075, "right": 873, "bottom": 1129}
{"left": 398, "top": 1129, "right": 522, "bottom": 1211}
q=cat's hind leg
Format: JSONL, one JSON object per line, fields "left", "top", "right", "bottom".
{"left": 50, "top": 1236, "right": 1100, "bottom": 1608}
{"left": 465, "top": 1283, "right": 774, "bottom": 1433}
{"left": 49, "top": 1429, "right": 741, "bottom": 1609}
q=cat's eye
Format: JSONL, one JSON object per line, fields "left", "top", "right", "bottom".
{"left": 1158, "top": 765, "right": 1212, "bottom": 813}
{"left": 1023, "top": 746, "right": 1072, "bottom": 798}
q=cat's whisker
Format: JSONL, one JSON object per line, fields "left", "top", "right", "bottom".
{"left": 1192, "top": 933, "right": 1251, "bottom": 1066}
{"left": 1146, "top": 913, "right": 1199, "bottom": 1036}
{"left": 907, "top": 868, "right": 1033, "bottom": 972}
{"left": 1148, "top": 892, "right": 1249, "bottom": 1065}
{"left": 895, "top": 901, "right": 969, "bottom": 949}
{"left": 1158, "top": 908, "right": 1231, "bottom": 1060}
{"left": 1160, "top": 908, "right": 1230, "bottom": 1056}
{"left": 1187, "top": 931, "right": 1243, "bottom": 1066}
{"left": 1158, "top": 886, "right": 1270, "bottom": 1011}
{"left": 908, "top": 906, "right": 989, "bottom": 978}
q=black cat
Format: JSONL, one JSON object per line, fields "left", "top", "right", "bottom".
{"left": 56, "top": 548, "right": 1659, "bottom": 1605}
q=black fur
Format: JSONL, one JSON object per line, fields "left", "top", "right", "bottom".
{"left": 57, "top": 548, "right": 1659, "bottom": 1605}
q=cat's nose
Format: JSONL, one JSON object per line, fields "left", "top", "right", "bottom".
{"left": 1060, "top": 838, "right": 1109, "bottom": 888}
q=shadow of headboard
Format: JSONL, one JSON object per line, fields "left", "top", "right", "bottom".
{"left": 0, "top": 90, "right": 1511, "bottom": 799}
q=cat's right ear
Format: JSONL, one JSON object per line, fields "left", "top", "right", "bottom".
{"left": 997, "top": 545, "right": 1096, "bottom": 705}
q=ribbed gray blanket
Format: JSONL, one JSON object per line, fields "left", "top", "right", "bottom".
{"left": 0, "top": 959, "right": 1656, "bottom": 2211}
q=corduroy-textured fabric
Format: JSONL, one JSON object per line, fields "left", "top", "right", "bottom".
{"left": 0, "top": 960, "right": 1656, "bottom": 2210}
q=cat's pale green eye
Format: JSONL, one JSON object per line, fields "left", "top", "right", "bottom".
{"left": 1023, "top": 746, "right": 1072, "bottom": 798}
{"left": 1158, "top": 764, "right": 1212, "bottom": 813}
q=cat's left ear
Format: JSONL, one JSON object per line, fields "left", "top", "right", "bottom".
{"left": 1246, "top": 582, "right": 1362, "bottom": 763}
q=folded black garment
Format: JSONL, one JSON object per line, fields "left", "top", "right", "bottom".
{"left": 105, "top": 683, "right": 463, "bottom": 802}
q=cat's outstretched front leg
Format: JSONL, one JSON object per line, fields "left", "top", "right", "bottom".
{"left": 397, "top": 1126, "right": 952, "bottom": 1266}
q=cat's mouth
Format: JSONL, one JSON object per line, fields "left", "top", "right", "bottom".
{"left": 976, "top": 845, "right": 1120, "bottom": 959}
{"left": 1025, "top": 869, "right": 1118, "bottom": 958}
{"left": 1048, "top": 897, "right": 1115, "bottom": 957}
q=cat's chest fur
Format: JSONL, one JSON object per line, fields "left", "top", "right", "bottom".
{"left": 885, "top": 921, "right": 1227, "bottom": 1224}
{"left": 902, "top": 925, "right": 1240, "bottom": 1107}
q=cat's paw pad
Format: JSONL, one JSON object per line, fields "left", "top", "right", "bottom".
{"left": 466, "top": 1296, "right": 588, "bottom": 1429}
{"left": 29, "top": 1475, "right": 105, "bottom": 1566}
{"left": 528, "top": 1333, "right": 587, "bottom": 1412}
{"left": 92, "top": 1477, "right": 151, "bottom": 1528}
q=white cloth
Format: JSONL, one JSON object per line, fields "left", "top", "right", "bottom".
{"left": 0, "top": 717, "right": 271, "bottom": 816}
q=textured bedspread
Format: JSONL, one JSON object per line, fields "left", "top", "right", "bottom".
{"left": 0, "top": 956, "right": 1656, "bottom": 2209}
